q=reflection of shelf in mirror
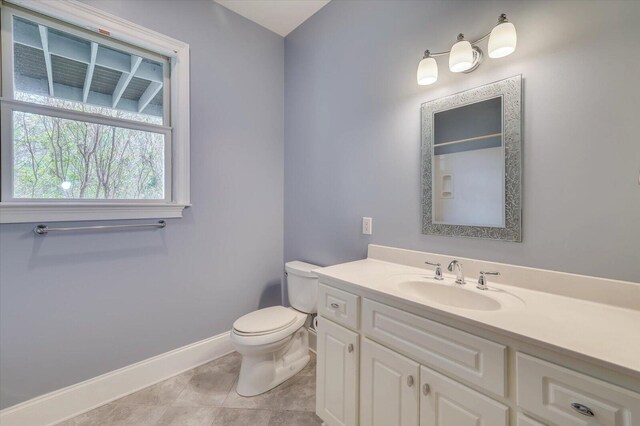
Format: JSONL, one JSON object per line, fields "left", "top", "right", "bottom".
{"left": 436, "top": 132, "right": 503, "bottom": 147}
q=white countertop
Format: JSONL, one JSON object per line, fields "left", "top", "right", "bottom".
{"left": 315, "top": 258, "right": 640, "bottom": 379}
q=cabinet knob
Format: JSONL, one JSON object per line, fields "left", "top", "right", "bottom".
{"left": 571, "top": 403, "right": 595, "bottom": 417}
{"left": 347, "top": 344, "right": 354, "bottom": 353}
{"left": 422, "top": 383, "right": 430, "bottom": 395}
{"left": 330, "top": 302, "right": 340, "bottom": 309}
{"left": 407, "top": 375, "right": 414, "bottom": 387}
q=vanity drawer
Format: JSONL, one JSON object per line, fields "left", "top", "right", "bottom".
{"left": 362, "top": 298, "right": 506, "bottom": 396}
{"left": 516, "top": 353, "right": 640, "bottom": 426}
{"left": 318, "top": 283, "right": 360, "bottom": 330}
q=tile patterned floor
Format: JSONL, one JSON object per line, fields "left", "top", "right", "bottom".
{"left": 57, "top": 352, "right": 322, "bottom": 426}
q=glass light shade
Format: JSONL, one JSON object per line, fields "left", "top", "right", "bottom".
{"left": 417, "top": 57, "right": 438, "bottom": 85}
{"left": 449, "top": 40, "right": 473, "bottom": 72}
{"left": 488, "top": 22, "right": 517, "bottom": 58}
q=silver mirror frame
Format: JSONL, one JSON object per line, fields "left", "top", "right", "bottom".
{"left": 421, "top": 75, "right": 522, "bottom": 242}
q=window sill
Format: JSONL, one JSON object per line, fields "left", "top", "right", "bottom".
{"left": 0, "top": 202, "right": 189, "bottom": 224}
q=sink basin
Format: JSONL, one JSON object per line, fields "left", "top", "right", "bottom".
{"left": 397, "top": 280, "right": 501, "bottom": 311}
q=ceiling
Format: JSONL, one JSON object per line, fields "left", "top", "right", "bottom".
{"left": 214, "top": 0, "right": 331, "bottom": 37}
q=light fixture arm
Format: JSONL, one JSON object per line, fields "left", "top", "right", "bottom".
{"left": 423, "top": 31, "right": 492, "bottom": 58}
{"left": 420, "top": 13, "right": 509, "bottom": 58}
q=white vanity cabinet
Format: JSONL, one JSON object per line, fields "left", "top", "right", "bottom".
{"left": 315, "top": 282, "right": 640, "bottom": 426}
{"left": 316, "top": 283, "right": 509, "bottom": 426}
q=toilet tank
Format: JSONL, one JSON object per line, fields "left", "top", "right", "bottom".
{"left": 285, "top": 261, "right": 319, "bottom": 314}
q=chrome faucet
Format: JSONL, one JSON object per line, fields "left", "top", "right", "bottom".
{"left": 447, "top": 260, "right": 465, "bottom": 285}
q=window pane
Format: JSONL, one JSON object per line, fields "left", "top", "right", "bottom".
{"left": 12, "top": 111, "right": 166, "bottom": 200}
{"left": 12, "top": 17, "right": 166, "bottom": 125}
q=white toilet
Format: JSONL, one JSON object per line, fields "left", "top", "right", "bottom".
{"left": 231, "top": 261, "right": 319, "bottom": 396}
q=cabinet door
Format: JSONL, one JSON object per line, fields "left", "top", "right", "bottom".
{"left": 316, "top": 317, "right": 359, "bottom": 426}
{"left": 420, "top": 365, "right": 508, "bottom": 426}
{"left": 360, "top": 338, "right": 420, "bottom": 426}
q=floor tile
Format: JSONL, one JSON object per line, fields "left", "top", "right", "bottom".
{"left": 298, "top": 353, "right": 316, "bottom": 376}
{"left": 202, "top": 351, "right": 242, "bottom": 375}
{"left": 156, "top": 406, "right": 219, "bottom": 426}
{"left": 113, "top": 372, "right": 193, "bottom": 406}
{"left": 55, "top": 404, "right": 116, "bottom": 426}
{"left": 57, "top": 403, "right": 167, "bottom": 426}
{"left": 172, "top": 355, "right": 241, "bottom": 407}
{"left": 210, "top": 408, "right": 272, "bottom": 426}
{"left": 268, "top": 410, "right": 323, "bottom": 426}
{"left": 223, "top": 373, "right": 316, "bottom": 412}
{"left": 60, "top": 351, "right": 319, "bottom": 425}
{"left": 269, "top": 374, "right": 316, "bottom": 412}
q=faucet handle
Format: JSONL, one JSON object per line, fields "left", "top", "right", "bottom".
{"left": 425, "top": 261, "right": 444, "bottom": 280}
{"left": 477, "top": 271, "right": 500, "bottom": 290}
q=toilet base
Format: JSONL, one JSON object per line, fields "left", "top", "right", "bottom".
{"left": 235, "top": 326, "right": 310, "bottom": 397}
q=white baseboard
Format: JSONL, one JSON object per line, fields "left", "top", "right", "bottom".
{"left": 0, "top": 331, "right": 233, "bottom": 426}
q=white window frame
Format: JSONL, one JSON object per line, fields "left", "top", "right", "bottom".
{"left": 0, "top": 0, "right": 190, "bottom": 223}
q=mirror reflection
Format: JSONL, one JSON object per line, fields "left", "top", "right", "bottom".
{"left": 432, "top": 97, "right": 504, "bottom": 227}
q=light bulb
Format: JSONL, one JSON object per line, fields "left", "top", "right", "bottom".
{"left": 449, "top": 35, "right": 474, "bottom": 73}
{"left": 488, "top": 16, "right": 517, "bottom": 58}
{"left": 417, "top": 54, "right": 438, "bottom": 85}
{"left": 60, "top": 181, "right": 71, "bottom": 190}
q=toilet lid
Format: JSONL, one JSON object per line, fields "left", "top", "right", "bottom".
{"left": 233, "top": 306, "right": 298, "bottom": 335}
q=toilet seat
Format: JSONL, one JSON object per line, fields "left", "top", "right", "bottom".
{"left": 233, "top": 306, "right": 298, "bottom": 335}
{"left": 231, "top": 306, "right": 307, "bottom": 346}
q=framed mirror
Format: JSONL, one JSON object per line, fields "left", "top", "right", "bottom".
{"left": 421, "top": 75, "right": 522, "bottom": 241}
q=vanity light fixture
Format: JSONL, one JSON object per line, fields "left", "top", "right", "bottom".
{"left": 417, "top": 51, "right": 438, "bottom": 85}
{"left": 417, "top": 13, "right": 517, "bottom": 85}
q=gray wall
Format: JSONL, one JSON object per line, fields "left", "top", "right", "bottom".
{"left": 0, "top": 0, "right": 284, "bottom": 409}
{"left": 284, "top": 0, "right": 640, "bottom": 283}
